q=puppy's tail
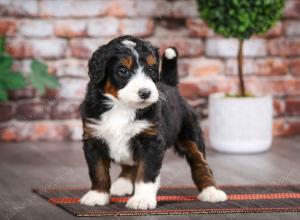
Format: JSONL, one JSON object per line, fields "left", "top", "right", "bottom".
{"left": 160, "top": 47, "right": 179, "bottom": 87}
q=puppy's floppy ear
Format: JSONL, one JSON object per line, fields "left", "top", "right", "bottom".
{"left": 154, "top": 47, "right": 160, "bottom": 64}
{"left": 153, "top": 47, "right": 160, "bottom": 82}
{"left": 88, "top": 44, "right": 110, "bottom": 83}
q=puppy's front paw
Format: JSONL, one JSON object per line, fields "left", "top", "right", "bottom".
{"left": 110, "top": 177, "right": 133, "bottom": 196}
{"left": 198, "top": 186, "right": 227, "bottom": 202}
{"left": 80, "top": 190, "right": 109, "bottom": 206}
{"left": 126, "top": 195, "right": 157, "bottom": 210}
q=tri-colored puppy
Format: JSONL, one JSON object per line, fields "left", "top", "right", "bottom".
{"left": 80, "top": 35, "right": 227, "bottom": 210}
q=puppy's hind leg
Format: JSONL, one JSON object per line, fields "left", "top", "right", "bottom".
{"left": 175, "top": 123, "right": 227, "bottom": 203}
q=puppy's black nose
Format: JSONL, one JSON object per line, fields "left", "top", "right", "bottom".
{"left": 138, "top": 88, "right": 151, "bottom": 100}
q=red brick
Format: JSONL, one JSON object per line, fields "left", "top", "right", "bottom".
{"left": 58, "top": 78, "right": 88, "bottom": 99}
{"left": 16, "top": 101, "right": 51, "bottom": 120}
{"left": 246, "top": 78, "right": 300, "bottom": 96}
{"left": 179, "top": 78, "right": 235, "bottom": 98}
{"left": 287, "top": 79, "right": 300, "bottom": 95}
{"left": 273, "top": 118, "right": 300, "bottom": 137}
{"left": 11, "top": 59, "right": 32, "bottom": 74}
{"left": 177, "top": 60, "right": 189, "bottom": 78}
{"left": 51, "top": 101, "right": 80, "bottom": 119}
{"left": 284, "top": 0, "right": 300, "bottom": 18}
{"left": 225, "top": 58, "right": 287, "bottom": 75}
{"left": 268, "top": 39, "right": 300, "bottom": 57}
{"left": 286, "top": 97, "right": 300, "bottom": 116}
{"left": 0, "top": 103, "right": 14, "bottom": 122}
{"left": 206, "top": 39, "right": 267, "bottom": 58}
{"left": 47, "top": 59, "right": 88, "bottom": 78}
{"left": 9, "top": 87, "right": 37, "bottom": 100}
{"left": 0, "top": 0, "right": 9, "bottom": 16}
{"left": 87, "top": 18, "right": 119, "bottom": 37}
{"left": 196, "top": 78, "right": 236, "bottom": 96}
{"left": 290, "top": 59, "right": 300, "bottom": 75}
{"left": 249, "top": 79, "right": 284, "bottom": 95}
{"left": 19, "top": 20, "right": 53, "bottom": 37}
{"left": 284, "top": 20, "right": 300, "bottom": 36}
{"left": 262, "top": 22, "right": 283, "bottom": 38}
{"left": 186, "top": 58, "right": 224, "bottom": 77}
{"left": 54, "top": 20, "right": 86, "bottom": 38}
{"left": 171, "top": 0, "right": 198, "bottom": 18}
{"left": 225, "top": 59, "right": 256, "bottom": 75}
{"left": 186, "top": 18, "right": 210, "bottom": 37}
{"left": 42, "top": 88, "right": 59, "bottom": 101}
{"left": 7, "top": 38, "right": 67, "bottom": 59}
{"left": 135, "top": 0, "right": 170, "bottom": 17}
{"left": 0, "top": 120, "right": 82, "bottom": 141}
{"left": 273, "top": 118, "right": 289, "bottom": 137}
{"left": 151, "top": 38, "right": 203, "bottom": 58}
{"left": 244, "top": 39, "right": 267, "bottom": 57}
{"left": 70, "top": 38, "right": 109, "bottom": 59}
{"left": 0, "top": 19, "right": 17, "bottom": 36}
{"left": 2, "top": 0, "right": 38, "bottom": 17}
{"left": 136, "top": 0, "right": 198, "bottom": 18}
{"left": 273, "top": 98, "right": 285, "bottom": 117}
{"left": 106, "top": 0, "right": 137, "bottom": 17}
{"left": 178, "top": 82, "right": 201, "bottom": 99}
{"left": 120, "top": 19, "right": 154, "bottom": 37}
{"left": 206, "top": 39, "right": 238, "bottom": 58}
{"left": 255, "top": 58, "right": 288, "bottom": 75}
{"left": 154, "top": 21, "right": 188, "bottom": 39}
{"left": 40, "top": 0, "right": 108, "bottom": 18}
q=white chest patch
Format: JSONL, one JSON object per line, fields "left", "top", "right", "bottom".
{"left": 86, "top": 101, "right": 150, "bottom": 165}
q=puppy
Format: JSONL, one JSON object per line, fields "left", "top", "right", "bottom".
{"left": 80, "top": 35, "right": 227, "bottom": 210}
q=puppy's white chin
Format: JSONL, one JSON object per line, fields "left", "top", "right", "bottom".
{"left": 127, "top": 101, "right": 156, "bottom": 109}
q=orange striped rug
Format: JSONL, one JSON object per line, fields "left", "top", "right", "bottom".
{"left": 33, "top": 184, "right": 300, "bottom": 217}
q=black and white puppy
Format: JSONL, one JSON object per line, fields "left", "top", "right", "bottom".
{"left": 80, "top": 35, "right": 227, "bottom": 210}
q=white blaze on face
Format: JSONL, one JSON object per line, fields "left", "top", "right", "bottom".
{"left": 118, "top": 68, "right": 159, "bottom": 109}
{"left": 119, "top": 40, "right": 159, "bottom": 109}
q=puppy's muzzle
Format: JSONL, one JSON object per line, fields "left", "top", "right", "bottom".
{"left": 138, "top": 88, "right": 151, "bottom": 100}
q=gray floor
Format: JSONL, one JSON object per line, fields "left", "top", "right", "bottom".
{"left": 0, "top": 137, "right": 300, "bottom": 220}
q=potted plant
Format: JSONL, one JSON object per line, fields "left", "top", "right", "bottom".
{"left": 196, "top": 0, "right": 285, "bottom": 153}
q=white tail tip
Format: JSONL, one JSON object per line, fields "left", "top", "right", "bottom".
{"left": 165, "top": 48, "right": 176, "bottom": 59}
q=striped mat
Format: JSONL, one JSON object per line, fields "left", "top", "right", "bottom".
{"left": 33, "top": 184, "right": 300, "bottom": 217}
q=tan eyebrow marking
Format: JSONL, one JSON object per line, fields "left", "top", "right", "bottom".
{"left": 120, "top": 56, "right": 133, "bottom": 69}
{"left": 146, "top": 54, "right": 157, "bottom": 66}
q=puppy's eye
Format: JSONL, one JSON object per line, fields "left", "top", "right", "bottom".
{"left": 118, "top": 67, "right": 130, "bottom": 77}
{"left": 147, "top": 66, "right": 156, "bottom": 73}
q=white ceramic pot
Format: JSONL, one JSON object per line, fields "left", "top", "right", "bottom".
{"left": 208, "top": 93, "right": 273, "bottom": 153}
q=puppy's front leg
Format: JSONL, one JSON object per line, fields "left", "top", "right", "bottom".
{"left": 126, "top": 135, "right": 164, "bottom": 210}
{"left": 80, "top": 141, "right": 111, "bottom": 206}
{"left": 126, "top": 161, "right": 161, "bottom": 210}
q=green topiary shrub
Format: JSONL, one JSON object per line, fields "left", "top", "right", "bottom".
{"left": 196, "top": 0, "right": 285, "bottom": 96}
{"left": 0, "top": 36, "right": 60, "bottom": 101}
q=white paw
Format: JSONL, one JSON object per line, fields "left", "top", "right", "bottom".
{"left": 80, "top": 190, "right": 109, "bottom": 206}
{"left": 126, "top": 195, "right": 157, "bottom": 210}
{"left": 198, "top": 186, "right": 227, "bottom": 202}
{"left": 110, "top": 177, "right": 133, "bottom": 196}
{"left": 165, "top": 48, "right": 176, "bottom": 59}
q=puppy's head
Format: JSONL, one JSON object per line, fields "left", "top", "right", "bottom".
{"left": 88, "top": 35, "right": 159, "bottom": 109}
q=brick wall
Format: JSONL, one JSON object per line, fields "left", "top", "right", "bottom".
{"left": 0, "top": 0, "right": 300, "bottom": 141}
